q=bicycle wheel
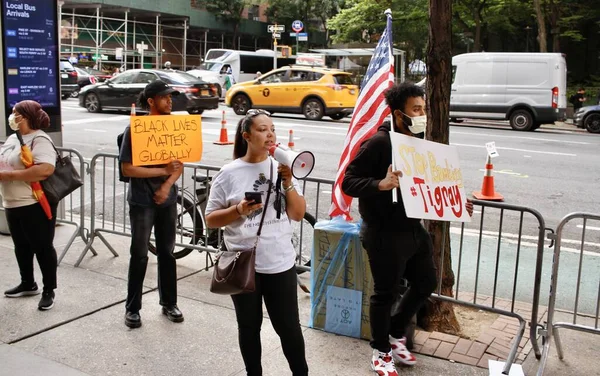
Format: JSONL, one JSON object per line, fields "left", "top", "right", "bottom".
{"left": 148, "top": 195, "right": 204, "bottom": 259}
{"left": 293, "top": 212, "right": 316, "bottom": 275}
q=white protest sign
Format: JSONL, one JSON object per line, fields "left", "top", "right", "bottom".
{"left": 391, "top": 132, "right": 470, "bottom": 222}
{"left": 486, "top": 141, "right": 499, "bottom": 158}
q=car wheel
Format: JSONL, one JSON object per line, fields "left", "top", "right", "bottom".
{"left": 232, "top": 94, "right": 251, "bottom": 115}
{"left": 84, "top": 93, "right": 102, "bottom": 113}
{"left": 303, "top": 98, "right": 324, "bottom": 120}
{"left": 188, "top": 109, "right": 204, "bottom": 115}
{"left": 584, "top": 113, "right": 600, "bottom": 133}
{"left": 329, "top": 113, "right": 345, "bottom": 120}
{"left": 70, "top": 90, "right": 79, "bottom": 99}
{"left": 509, "top": 109, "right": 533, "bottom": 131}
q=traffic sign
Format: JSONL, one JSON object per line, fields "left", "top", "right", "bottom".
{"left": 290, "top": 32, "right": 297, "bottom": 37}
{"left": 298, "top": 32, "right": 308, "bottom": 41}
{"left": 267, "top": 24, "right": 285, "bottom": 33}
{"left": 292, "top": 20, "right": 304, "bottom": 33}
{"left": 272, "top": 33, "right": 281, "bottom": 39}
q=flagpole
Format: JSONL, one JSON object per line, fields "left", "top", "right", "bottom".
{"left": 390, "top": 113, "right": 398, "bottom": 204}
{"left": 384, "top": 8, "right": 398, "bottom": 205}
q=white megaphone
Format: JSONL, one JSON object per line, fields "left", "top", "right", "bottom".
{"left": 269, "top": 144, "right": 315, "bottom": 179}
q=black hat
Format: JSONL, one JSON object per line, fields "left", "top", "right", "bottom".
{"left": 143, "top": 80, "right": 180, "bottom": 98}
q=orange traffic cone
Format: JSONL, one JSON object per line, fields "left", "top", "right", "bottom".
{"left": 472, "top": 156, "right": 503, "bottom": 201}
{"left": 288, "top": 129, "right": 295, "bottom": 150}
{"left": 214, "top": 110, "right": 234, "bottom": 145}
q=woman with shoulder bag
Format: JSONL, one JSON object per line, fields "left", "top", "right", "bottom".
{"left": 0, "top": 100, "right": 58, "bottom": 310}
{"left": 205, "top": 109, "right": 309, "bottom": 376}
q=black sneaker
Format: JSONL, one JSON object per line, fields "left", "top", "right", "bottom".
{"left": 125, "top": 311, "right": 142, "bottom": 329}
{"left": 38, "top": 290, "right": 55, "bottom": 311}
{"left": 4, "top": 282, "right": 40, "bottom": 298}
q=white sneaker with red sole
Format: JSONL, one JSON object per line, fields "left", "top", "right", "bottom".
{"left": 390, "top": 336, "right": 417, "bottom": 366}
{"left": 371, "top": 349, "right": 399, "bottom": 376}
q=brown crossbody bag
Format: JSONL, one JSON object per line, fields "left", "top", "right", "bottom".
{"left": 209, "top": 158, "right": 273, "bottom": 295}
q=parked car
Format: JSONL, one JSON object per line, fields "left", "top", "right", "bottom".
{"left": 415, "top": 53, "right": 568, "bottom": 131}
{"left": 84, "top": 68, "right": 113, "bottom": 82}
{"left": 225, "top": 65, "right": 358, "bottom": 120}
{"left": 70, "top": 68, "right": 97, "bottom": 98}
{"left": 60, "top": 59, "right": 79, "bottom": 100}
{"left": 78, "top": 69, "right": 219, "bottom": 114}
{"left": 574, "top": 105, "right": 600, "bottom": 133}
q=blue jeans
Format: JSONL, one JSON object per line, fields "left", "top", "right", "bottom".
{"left": 126, "top": 204, "right": 177, "bottom": 313}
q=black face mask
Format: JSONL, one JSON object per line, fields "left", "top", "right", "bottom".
{"left": 415, "top": 132, "right": 425, "bottom": 139}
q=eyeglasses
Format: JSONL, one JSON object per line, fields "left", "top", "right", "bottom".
{"left": 246, "top": 109, "right": 271, "bottom": 117}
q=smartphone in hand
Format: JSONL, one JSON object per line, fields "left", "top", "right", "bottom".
{"left": 244, "top": 191, "right": 263, "bottom": 204}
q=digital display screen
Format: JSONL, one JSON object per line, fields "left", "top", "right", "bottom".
{"left": 2, "top": 0, "right": 61, "bottom": 132}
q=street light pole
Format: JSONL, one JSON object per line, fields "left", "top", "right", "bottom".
{"left": 525, "top": 26, "right": 532, "bottom": 52}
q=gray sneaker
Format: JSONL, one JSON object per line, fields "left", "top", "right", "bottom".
{"left": 38, "top": 291, "right": 55, "bottom": 311}
{"left": 4, "top": 282, "right": 40, "bottom": 298}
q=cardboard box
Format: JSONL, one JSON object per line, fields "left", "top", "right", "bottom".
{"left": 309, "top": 222, "right": 374, "bottom": 340}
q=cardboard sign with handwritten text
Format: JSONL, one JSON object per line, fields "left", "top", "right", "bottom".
{"left": 130, "top": 115, "right": 202, "bottom": 166}
{"left": 390, "top": 132, "right": 470, "bottom": 222}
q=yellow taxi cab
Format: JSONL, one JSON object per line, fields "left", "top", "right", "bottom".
{"left": 225, "top": 65, "right": 358, "bottom": 120}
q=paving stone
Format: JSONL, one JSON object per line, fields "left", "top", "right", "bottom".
{"left": 421, "top": 339, "right": 441, "bottom": 356}
{"left": 519, "top": 337, "right": 529, "bottom": 348}
{"left": 448, "top": 352, "right": 480, "bottom": 366}
{"left": 476, "top": 333, "right": 495, "bottom": 346}
{"left": 412, "top": 344, "right": 423, "bottom": 353}
{"left": 430, "top": 341, "right": 452, "bottom": 359}
{"left": 490, "top": 321, "right": 507, "bottom": 330}
{"left": 492, "top": 337, "right": 513, "bottom": 349}
{"left": 414, "top": 330, "right": 430, "bottom": 345}
{"left": 477, "top": 353, "right": 498, "bottom": 368}
{"left": 485, "top": 328, "right": 513, "bottom": 341}
{"left": 504, "top": 325, "right": 520, "bottom": 335}
{"left": 486, "top": 344, "right": 510, "bottom": 359}
{"left": 429, "top": 331, "right": 460, "bottom": 344}
{"left": 467, "top": 341, "right": 488, "bottom": 359}
{"left": 452, "top": 338, "right": 473, "bottom": 355}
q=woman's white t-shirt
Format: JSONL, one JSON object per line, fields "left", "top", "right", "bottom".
{"left": 0, "top": 131, "right": 56, "bottom": 208}
{"left": 205, "top": 157, "right": 302, "bottom": 274}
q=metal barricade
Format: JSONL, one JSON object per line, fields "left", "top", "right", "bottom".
{"left": 75, "top": 154, "right": 223, "bottom": 267}
{"left": 433, "top": 199, "right": 548, "bottom": 375}
{"left": 537, "top": 213, "right": 600, "bottom": 376}
{"left": 0, "top": 145, "right": 87, "bottom": 265}
{"left": 291, "top": 180, "right": 548, "bottom": 374}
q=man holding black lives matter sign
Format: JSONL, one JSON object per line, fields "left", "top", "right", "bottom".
{"left": 342, "top": 83, "right": 473, "bottom": 376}
{"left": 118, "top": 80, "right": 202, "bottom": 329}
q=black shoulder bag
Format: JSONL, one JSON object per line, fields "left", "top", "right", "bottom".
{"left": 32, "top": 135, "right": 83, "bottom": 204}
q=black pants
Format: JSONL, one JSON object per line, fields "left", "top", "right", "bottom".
{"left": 361, "top": 223, "right": 437, "bottom": 353}
{"left": 126, "top": 204, "right": 177, "bottom": 313}
{"left": 6, "top": 203, "right": 58, "bottom": 292}
{"left": 231, "top": 266, "right": 308, "bottom": 376}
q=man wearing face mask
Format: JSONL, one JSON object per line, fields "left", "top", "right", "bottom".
{"left": 341, "top": 82, "right": 434, "bottom": 376}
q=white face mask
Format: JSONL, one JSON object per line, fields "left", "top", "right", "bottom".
{"left": 8, "top": 113, "right": 20, "bottom": 131}
{"left": 399, "top": 110, "right": 427, "bottom": 135}
{"left": 407, "top": 115, "right": 427, "bottom": 134}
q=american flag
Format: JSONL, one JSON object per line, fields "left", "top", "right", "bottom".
{"left": 328, "top": 10, "right": 395, "bottom": 219}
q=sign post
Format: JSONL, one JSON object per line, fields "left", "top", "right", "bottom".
{"left": 291, "top": 20, "right": 303, "bottom": 56}
{"left": 267, "top": 24, "right": 284, "bottom": 70}
{"left": 136, "top": 42, "right": 148, "bottom": 69}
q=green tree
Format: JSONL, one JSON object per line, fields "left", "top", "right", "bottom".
{"left": 196, "top": 0, "right": 249, "bottom": 49}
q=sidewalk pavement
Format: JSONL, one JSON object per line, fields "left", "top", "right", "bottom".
{"left": 0, "top": 223, "right": 597, "bottom": 375}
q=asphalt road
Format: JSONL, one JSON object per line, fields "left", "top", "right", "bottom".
{"left": 61, "top": 98, "right": 600, "bottom": 237}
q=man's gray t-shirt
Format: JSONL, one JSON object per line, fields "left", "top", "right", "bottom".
{"left": 118, "top": 126, "right": 177, "bottom": 207}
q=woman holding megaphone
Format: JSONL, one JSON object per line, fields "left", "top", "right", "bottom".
{"left": 205, "top": 109, "right": 309, "bottom": 376}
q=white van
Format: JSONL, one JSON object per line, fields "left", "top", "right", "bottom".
{"left": 418, "top": 53, "right": 567, "bottom": 131}
{"left": 187, "top": 49, "right": 280, "bottom": 97}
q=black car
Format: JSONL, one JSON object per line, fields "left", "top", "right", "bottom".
{"left": 60, "top": 59, "right": 79, "bottom": 100}
{"left": 78, "top": 69, "right": 219, "bottom": 114}
{"left": 573, "top": 105, "right": 600, "bottom": 133}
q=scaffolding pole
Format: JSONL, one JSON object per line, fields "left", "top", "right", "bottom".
{"left": 71, "top": 9, "right": 75, "bottom": 58}
{"left": 95, "top": 8, "right": 100, "bottom": 70}
{"left": 155, "top": 15, "right": 160, "bottom": 69}
{"left": 124, "top": 10, "right": 128, "bottom": 70}
{"left": 183, "top": 19, "right": 187, "bottom": 70}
